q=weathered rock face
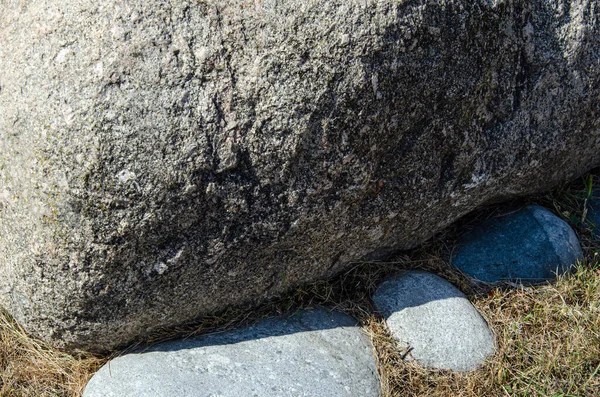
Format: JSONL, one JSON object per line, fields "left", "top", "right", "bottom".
{"left": 0, "top": 0, "right": 598, "bottom": 352}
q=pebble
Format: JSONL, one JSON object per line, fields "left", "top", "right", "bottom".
{"left": 451, "top": 205, "right": 582, "bottom": 284}
{"left": 373, "top": 271, "right": 495, "bottom": 371}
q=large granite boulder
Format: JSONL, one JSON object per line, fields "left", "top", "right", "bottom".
{"left": 0, "top": 0, "right": 598, "bottom": 352}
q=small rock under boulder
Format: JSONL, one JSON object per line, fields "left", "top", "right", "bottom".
{"left": 451, "top": 205, "right": 582, "bottom": 284}
{"left": 372, "top": 271, "right": 495, "bottom": 371}
{"left": 83, "top": 308, "right": 380, "bottom": 397}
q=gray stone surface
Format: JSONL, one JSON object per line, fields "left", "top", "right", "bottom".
{"left": 452, "top": 205, "right": 582, "bottom": 283}
{"left": 373, "top": 271, "right": 495, "bottom": 371}
{"left": 82, "top": 308, "right": 380, "bottom": 397}
{"left": 1, "top": 0, "right": 599, "bottom": 351}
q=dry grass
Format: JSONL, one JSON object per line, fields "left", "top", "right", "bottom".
{"left": 1, "top": 172, "right": 600, "bottom": 396}
{"left": 0, "top": 312, "right": 102, "bottom": 396}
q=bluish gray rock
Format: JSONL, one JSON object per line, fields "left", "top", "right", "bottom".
{"left": 451, "top": 205, "right": 582, "bottom": 284}
{"left": 372, "top": 271, "right": 495, "bottom": 371}
{"left": 83, "top": 308, "right": 380, "bottom": 397}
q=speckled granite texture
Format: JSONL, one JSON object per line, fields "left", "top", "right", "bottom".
{"left": 0, "top": 0, "right": 598, "bottom": 351}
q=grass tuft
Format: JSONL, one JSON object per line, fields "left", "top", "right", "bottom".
{"left": 0, "top": 310, "right": 102, "bottom": 396}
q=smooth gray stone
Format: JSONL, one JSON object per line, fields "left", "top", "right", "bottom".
{"left": 83, "top": 308, "right": 380, "bottom": 397}
{"left": 451, "top": 205, "right": 582, "bottom": 284}
{"left": 373, "top": 271, "right": 495, "bottom": 371}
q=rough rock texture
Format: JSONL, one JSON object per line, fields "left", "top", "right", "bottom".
{"left": 452, "top": 205, "right": 582, "bottom": 283}
{"left": 373, "top": 271, "right": 495, "bottom": 371}
{"left": 0, "top": 0, "right": 599, "bottom": 351}
{"left": 83, "top": 308, "right": 380, "bottom": 397}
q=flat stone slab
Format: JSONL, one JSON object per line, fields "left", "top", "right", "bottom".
{"left": 83, "top": 308, "right": 380, "bottom": 397}
{"left": 452, "top": 205, "right": 582, "bottom": 284}
{"left": 373, "top": 271, "right": 495, "bottom": 371}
